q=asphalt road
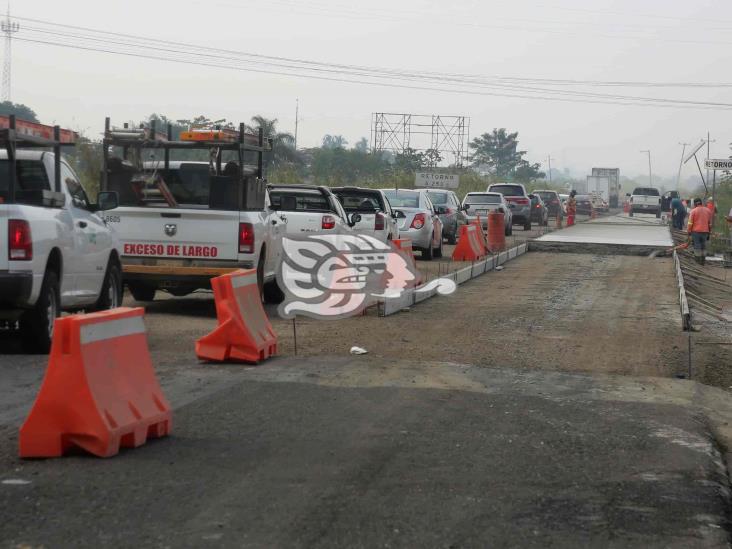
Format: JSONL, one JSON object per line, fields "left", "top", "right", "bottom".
{"left": 2, "top": 213, "right": 731, "bottom": 547}
{"left": 1, "top": 359, "right": 730, "bottom": 548}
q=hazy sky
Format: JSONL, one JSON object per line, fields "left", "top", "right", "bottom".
{"left": 9, "top": 0, "right": 732, "bottom": 179}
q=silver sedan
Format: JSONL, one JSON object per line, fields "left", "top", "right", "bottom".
{"left": 381, "top": 189, "right": 444, "bottom": 260}
{"left": 462, "top": 192, "right": 513, "bottom": 236}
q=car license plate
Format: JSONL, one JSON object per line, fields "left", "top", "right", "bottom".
{"left": 477, "top": 210, "right": 488, "bottom": 216}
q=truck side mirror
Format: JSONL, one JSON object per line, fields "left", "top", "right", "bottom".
{"left": 97, "top": 191, "right": 119, "bottom": 211}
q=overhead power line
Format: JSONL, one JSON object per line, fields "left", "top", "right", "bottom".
{"left": 11, "top": 15, "right": 732, "bottom": 111}
{"left": 13, "top": 15, "right": 732, "bottom": 90}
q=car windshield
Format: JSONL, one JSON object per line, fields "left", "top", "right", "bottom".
{"left": 465, "top": 194, "right": 500, "bottom": 204}
{"left": 425, "top": 191, "right": 449, "bottom": 204}
{"left": 576, "top": 195, "right": 591, "bottom": 201}
{"left": 270, "top": 189, "right": 331, "bottom": 211}
{"left": 335, "top": 192, "right": 384, "bottom": 212}
{"left": 633, "top": 187, "right": 660, "bottom": 196}
{"left": 490, "top": 185, "right": 524, "bottom": 197}
{"left": 382, "top": 190, "right": 420, "bottom": 208}
{"left": 0, "top": 159, "right": 50, "bottom": 202}
{"left": 536, "top": 192, "right": 556, "bottom": 202}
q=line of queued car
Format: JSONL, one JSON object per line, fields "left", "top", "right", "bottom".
{"left": 266, "top": 182, "right": 570, "bottom": 262}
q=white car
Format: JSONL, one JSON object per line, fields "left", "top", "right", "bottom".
{"left": 265, "top": 184, "right": 362, "bottom": 302}
{"left": 267, "top": 184, "right": 359, "bottom": 236}
{"left": 462, "top": 192, "right": 513, "bottom": 235}
{"left": 0, "top": 149, "right": 122, "bottom": 352}
{"left": 628, "top": 187, "right": 661, "bottom": 218}
{"left": 331, "top": 186, "right": 399, "bottom": 242}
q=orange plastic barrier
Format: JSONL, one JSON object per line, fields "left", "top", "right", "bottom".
{"left": 196, "top": 269, "right": 277, "bottom": 363}
{"left": 486, "top": 211, "right": 506, "bottom": 252}
{"left": 623, "top": 201, "right": 630, "bottom": 214}
{"left": 470, "top": 217, "right": 489, "bottom": 255}
{"left": 19, "top": 307, "right": 172, "bottom": 458}
{"left": 391, "top": 238, "right": 424, "bottom": 285}
{"left": 452, "top": 224, "right": 485, "bottom": 261}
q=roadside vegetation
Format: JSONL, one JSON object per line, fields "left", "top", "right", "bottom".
{"left": 1, "top": 102, "right": 728, "bottom": 207}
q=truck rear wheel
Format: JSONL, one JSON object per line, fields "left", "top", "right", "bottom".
{"left": 128, "top": 282, "right": 156, "bottom": 302}
{"left": 20, "top": 270, "right": 59, "bottom": 354}
{"left": 263, "top": 280, "right": 284, "bottom": 304}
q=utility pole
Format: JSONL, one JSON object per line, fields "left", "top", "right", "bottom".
{"left": 677, "top": 142, "right": 690, "bottom": 193}
{"left": 640, "top": 150, "right": 652, "bottom": 186}
{"left": 547, "top": 155, "right": 554, "bottom": 184}
{"left": 294, "top": 98, "right": 299, "bottom": 150}
{"left": 1, "top": 5, "right": 19, "bottom": 102}
{"left": 706, "top": 132, "right": 710, "bottom": 196}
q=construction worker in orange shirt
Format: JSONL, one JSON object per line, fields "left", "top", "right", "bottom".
{"left": 687, "top": 198, "right": 713, "bottom": 265}
{"left": 566, "top": 190, "right": 577, "bottom": 226}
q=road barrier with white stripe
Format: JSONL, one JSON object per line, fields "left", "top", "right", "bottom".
{"left": 19, "top": 307, "right": 172, "bottom": 458}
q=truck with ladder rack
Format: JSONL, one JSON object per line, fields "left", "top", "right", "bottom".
{"left": 99, "top": 117, "right": 282, "bottom": 301}
{"left": 0, "top": 115, "right": 123, "bottom": 352}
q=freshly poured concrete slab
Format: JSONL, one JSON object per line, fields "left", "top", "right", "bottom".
{"left": 531, "top": 213, "right": 673, "bottom": 254}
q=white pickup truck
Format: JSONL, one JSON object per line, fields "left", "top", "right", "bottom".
{"left": 0, "top": 149, "right": 122, "bottom": 352}
{"left": 99, "top": 120, "right": 281, "bottom": 302}
{"left": 628, "top": 187, "right": 661, "bottom": 218}
{"left": 104, "top": 160, "right": 283, "bottom": 302}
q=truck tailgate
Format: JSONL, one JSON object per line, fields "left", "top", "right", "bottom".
{"left": 114, "top": 207, "right": 239, "bottom": 261}
{"left": 278, "top": 211, "right": 330, "bottom": 235}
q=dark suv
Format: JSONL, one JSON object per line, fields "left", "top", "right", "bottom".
{"left": 533, "top": 189, "right": 563, "bottom": 220}
{"left": 487, "top": 183, "right": 532, "bottom": 231}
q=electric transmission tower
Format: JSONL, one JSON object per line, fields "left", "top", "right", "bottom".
{"left": 1, "top": 6, "right": 19, "bottom": 102}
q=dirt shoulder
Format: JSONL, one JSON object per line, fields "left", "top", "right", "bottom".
{"left": 263, "top": 251, "right": 687, "bottom": 378}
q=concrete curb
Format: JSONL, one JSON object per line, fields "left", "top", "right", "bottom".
{"left": 379, "top": 242, "right": 528, "bottom": 317}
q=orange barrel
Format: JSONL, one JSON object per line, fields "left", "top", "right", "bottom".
{"left": 487, "top": 211, "right": 506, "bottom": 252}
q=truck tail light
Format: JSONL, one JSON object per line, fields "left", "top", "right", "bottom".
{"left": 374, "top": 212, "right": 385, "bottom": 231}
{"left": 322, "top": 215, "right": 336, "bottom": 230}
{"left": 9, "top": 219, "right": 32, "bottom": 261}
{"left": 238, "top": 222, "right": 254, "bottom": 253}
{"left": 410, "top": 213, "right": 426, "bottom": 229}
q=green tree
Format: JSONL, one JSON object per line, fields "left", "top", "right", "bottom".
{"left": 65, "top": 135, "right": 103, "bottom": 197}
{"left": 0, "top": 101, "right": 39, "bottom": 122}
{"left": 322, "top": 134, "right": 349, "bottom": 149}
{"left": 353, "top": 137, "right": 369, "bottom": 153}
{"left": 470, "top": 128, "right": 526, "bottom": 177}
{"left": 248, "top": 115, "right": 300, "bottom": 170}
{"left": 423, "top": 148, "right": 443, "bottom": 168}
{"left": 394, "top": 148, "right": 425, "bottom": 172}
{"left": 514, "top": 161, "right": 545, "bottom": 184}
